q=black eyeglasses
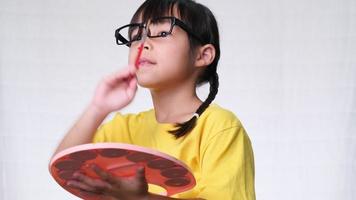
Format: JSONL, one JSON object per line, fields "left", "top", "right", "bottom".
{"left": 115, "top": 16, "right": 204, "bottom": 47}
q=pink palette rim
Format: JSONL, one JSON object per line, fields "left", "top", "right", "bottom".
{"left": 49, "top": 143, "right": 196, "bottom": 198}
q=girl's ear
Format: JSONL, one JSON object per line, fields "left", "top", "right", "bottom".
{"left": 194, "top": 44, "right": 216, "bottom": 68}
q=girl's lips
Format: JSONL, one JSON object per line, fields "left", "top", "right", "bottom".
{"left": 138, "top": 58, "right": 156, "bottom": 67}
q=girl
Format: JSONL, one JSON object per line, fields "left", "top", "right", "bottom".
{"left": 53, "top": 0, "right": 255, "bottom": 199}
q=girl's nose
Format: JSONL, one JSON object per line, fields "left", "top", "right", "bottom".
{"left": 142, "top": 37, "right": 151, "bottom": 50}
{"left": 140, "top": 28, "right": 151, "bottom": 50}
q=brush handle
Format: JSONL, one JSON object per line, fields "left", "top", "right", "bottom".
{"left": 134, "top": 43, "right": 145, "bottom": 69}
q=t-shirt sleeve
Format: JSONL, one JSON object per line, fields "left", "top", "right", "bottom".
{"left": 92, "top": 113, "right": 134, "bottom": 144}
{"left": 196, "top": 126, "right": 256, "bottom": 200}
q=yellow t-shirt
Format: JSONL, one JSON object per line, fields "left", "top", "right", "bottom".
{"left": 92, "top": 104, "right": 255, "bottom": 200}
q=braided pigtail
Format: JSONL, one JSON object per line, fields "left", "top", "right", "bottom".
{"left": 169, "top": 73, "right": 219, "bottom": 138}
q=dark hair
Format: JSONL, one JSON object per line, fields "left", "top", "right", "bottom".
{"left": 131, "top": 0, "right": 220, "bottom": 138}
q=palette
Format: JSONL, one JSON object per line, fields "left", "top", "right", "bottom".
{"left": 49, "top": 143, "right": 196, "bottom": 199}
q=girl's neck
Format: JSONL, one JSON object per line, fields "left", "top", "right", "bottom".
{"left": 150, "top": 83, "right": 202, "bottom": 124}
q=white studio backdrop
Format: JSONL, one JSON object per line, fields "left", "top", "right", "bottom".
{"left": 0, "top": 0, "right": 355, "bottom": 199}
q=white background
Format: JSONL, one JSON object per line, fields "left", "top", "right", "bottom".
{"left": 0, "top": 0, "right": 355, "bottom": 199}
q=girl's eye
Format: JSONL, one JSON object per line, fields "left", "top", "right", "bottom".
{"left": 158, "top": 31, "right": 169, "bottom": 37}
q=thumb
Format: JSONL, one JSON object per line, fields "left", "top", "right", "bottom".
{"left": 126, "top": 77, "right": 137, "bottom": 99}
{"left": 135, "top": 166, "right": 146, "bottom": 182}
{"left": 128, "top": 63, "right": 137, "bottom": 74}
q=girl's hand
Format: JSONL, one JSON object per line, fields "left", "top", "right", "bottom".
{"left": 67, "top": 164, "right": 148, "bottom": 200}
{"left": 90, "top": 65, "right": 138, "bottom": 115}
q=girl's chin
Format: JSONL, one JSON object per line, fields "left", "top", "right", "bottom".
{"left": 136, "top": 79, "right": 159, "bottom": 89}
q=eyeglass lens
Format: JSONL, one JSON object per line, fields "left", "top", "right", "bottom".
{"left": 121, "top": 18, "right": 173, "bottom": 44}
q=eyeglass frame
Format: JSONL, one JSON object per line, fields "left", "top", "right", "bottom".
{"left": 115, "top": 16, "right": 204, "bottom": 47}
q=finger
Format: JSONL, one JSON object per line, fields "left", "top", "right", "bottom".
{"left": 109, "top": 70, "right": 131, "bottom": 84}
{"left": 135, "top": 166, "right": 146, "bottom": 182}
{"left": 129, "top": 63, "right": 137, "bottom": 74}
{"left": 67, "top": 180, "right": 98, "bottom": 193}
{"left": 126, "top": 78, "right": 137, "bottom": 99}
{"left": 122, "top": 65, "right": 138, "bottom": 79}
{"left": 73, "top": 172, "right": 112, "bottom": 192}
{"left": 105, "top": 67, "right": 133, "bottom": 86}
{"left": 91, "top": 164, "right": 119, "bottom": 185}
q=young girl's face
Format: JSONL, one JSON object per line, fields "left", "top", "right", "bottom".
{"left": 128, "top": 14, "right": 198, "bottom": 90}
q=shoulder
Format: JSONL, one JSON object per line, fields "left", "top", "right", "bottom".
{"left": 199, "top": 103, "right": 243, "bottom": 129}
{"left": 193, "top": 103, "right": 248, "bottom": 143}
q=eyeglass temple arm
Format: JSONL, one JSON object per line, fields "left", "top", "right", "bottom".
{"left": 116, "top": 33, "right": 129, "bottom": 46}
{"left": 174, "top": 19, "right": 204, "bottom": 44}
